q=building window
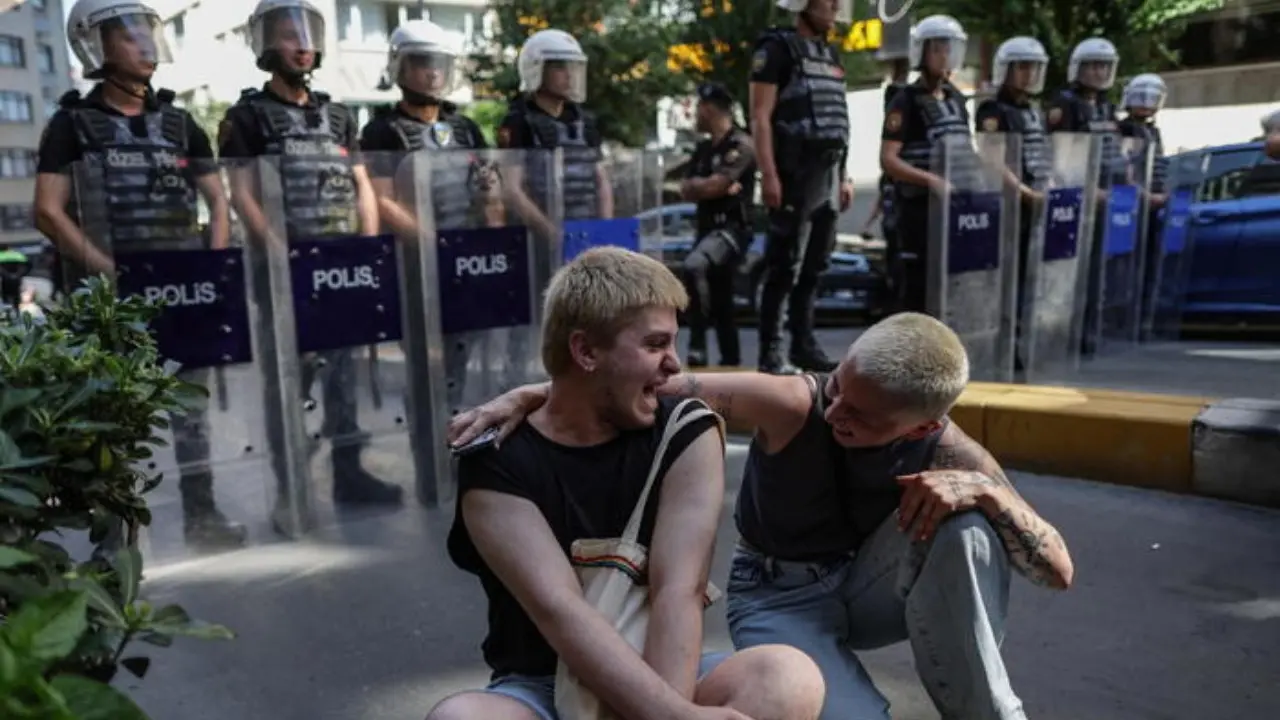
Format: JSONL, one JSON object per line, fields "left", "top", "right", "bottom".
{"left": 0, "top": 36, "right": 25, "bottom": 69}
{"left": 0, "top": 92, "right": 33, "bottom": 124}
{"left": 37, "top": 43, "right": 54, "bottom": 74}
{"left": 0, "top": 149, "right": 37, "bottom": 179}
{"left": 0, "top": 204, "right": 34, "bottom": 232}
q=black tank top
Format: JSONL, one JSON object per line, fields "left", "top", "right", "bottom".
{"left": 735, "top": 373, "right": 946, "bottom": 560}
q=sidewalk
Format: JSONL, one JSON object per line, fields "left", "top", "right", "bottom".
{"left": 123, "top": 446, "right": 1280, "bottom": 720}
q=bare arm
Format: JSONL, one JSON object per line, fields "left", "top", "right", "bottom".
{"left": 596, "top": 162, "right": 614, "bottom": 219}
{"left": 226, "top": 165, "right": 276, "bottom": 245}
{"left": 927, "top": 426, "right": 1075, "bottom": 590}
{"left": 749, "top": 82, "right": 779, "bottom": 182}
{"left": 644, "top": 425, "right": 725, "bottom": 697}
{"left": 193, "top": 171, "right": 231, "bottom": 249}
{"left": 34, "top": 173, "right": 112, "bottom": 274}
{"left": 880, "top": 140, "right": 941, "bottom": 190}
{"left": 501, "top": 164, "right": 557, "bottom": 238}
{"left": 352, "top": 163, "right": 380, "bottom": 234}
{"left": 369, "top": 176, "right": 421, "bottom": 237}
{"left": 446, "top": 372, "right": 812, "bottom": 454}
{"left": 464, "top": 490, "right": 696, "bottom": 720}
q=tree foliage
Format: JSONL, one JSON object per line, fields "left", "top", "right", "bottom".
{"left": 184, "top": 101, "right": 231, "bottom": 146}
{"left": 467, "top": 0, "right": 686, "bottom": 146}
{"left": 914, "top": 0, "right": 1225, "bottom": 93}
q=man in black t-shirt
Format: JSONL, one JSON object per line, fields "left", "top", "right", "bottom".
{"left": 430, "top": 247, "right": 825, "bottom": 720}
{"left": 451, "top": 311, "right": 1076, "bottom": 719}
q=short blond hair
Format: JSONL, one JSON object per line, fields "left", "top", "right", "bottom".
{"left": 847, "top": 312, "right": 970, "bottom": 419}
{"left": 541, "top": 247, "right": 688, "bottom": 376}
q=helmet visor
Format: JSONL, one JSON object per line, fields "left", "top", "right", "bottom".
{"left": 398, "top": 47, "right": 458, "bottom": 98}
{"left": 89, "top": 13, "right": 173, "bottom": 68}
{"left": 1076, "top": 59, "right": 1116, "bottom": 90}
{"left": 920, "top": 36, "right": 966, "bottom": 73}
{"left": 540, "top": 57, "right": 587, "bottom": 104}
{"left": 1003, "top": 59, "right": 1046, "bottom": 95}
{"left": 1124, "top": 85, "right": 1166, "bottom": 111}
{"left": 255, "top": 7, "right": 326, "bottom": 57}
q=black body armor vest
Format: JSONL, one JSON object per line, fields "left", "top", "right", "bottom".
{"left": 1120, "top": 117, "right": 1168, "bottom": 193}
{"left": 766, "top": 27, "right": 849, "bottom": 162}
{"left": 1056, "top": 87, "right": 1125, "bottom": 187}
{"left": 517, "top": 100, "right": 602, "bottom": 221}
{"left": 65, "top": 87, "right": 198, "bottom": 251}
{"left": 979, "top": 91, "right": 1052, "bottom": 186}
{"left": 897, "top": 83, "right": 974, "bottom": 200}
{"left": 383, "top": 108, "right": 482, "bottom": 230}
{"left": 238, "top": 88, "right": 357, "bottom": 239}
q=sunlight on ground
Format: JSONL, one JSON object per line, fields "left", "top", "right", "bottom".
{"left": 143, "top": 541, "right": 392, "bottom": 587}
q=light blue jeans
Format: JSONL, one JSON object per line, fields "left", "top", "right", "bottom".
{"left": 726, "top": 511, "right": 1025, "bottom": 720}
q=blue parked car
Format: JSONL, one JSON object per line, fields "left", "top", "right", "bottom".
{"left": 639, "top": 203, "right": 887, "bottom": 320}
{"left": 1168, "top": 141, "right": 1280, "bottom": 331}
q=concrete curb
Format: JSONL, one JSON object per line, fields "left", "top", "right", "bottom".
{"left": 706, "top": 369, "right": 1275, "bottom": 507}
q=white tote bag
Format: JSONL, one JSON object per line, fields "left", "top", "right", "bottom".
{"left": 553, "top": 399, "right": 726, "bottom": 720}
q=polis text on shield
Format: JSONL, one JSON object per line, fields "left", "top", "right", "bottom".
{"left": 143, "top": 282, "right": 218, "bottom": 308}
{"left": 456, "top": 253, "right": 509, "bottom": 278}
{"left": 959, "top": 212, "right": 990, "bottom": 231}
{"left": 313, "top": 265, "right": 381, "bottom": 292}
{"left": 1052, "top": 205, "right": 1076, "bottom": 223}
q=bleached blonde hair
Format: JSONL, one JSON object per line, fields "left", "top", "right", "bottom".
{"left": 847, "top": 312, "right": 970, "bottom": 419}
{"left": 541, "top": 246, "right": 688, "bottom": 376}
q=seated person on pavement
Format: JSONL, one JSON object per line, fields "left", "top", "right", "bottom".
{"left": 428, "top": 246, "right": 825, "bottom": 720}
{"left": 450, "top": 312, "right": 1075, "bottom": 720}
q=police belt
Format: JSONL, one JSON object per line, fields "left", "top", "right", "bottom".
{"left": 775, "top": 136, "right": 843, "bottom": 176}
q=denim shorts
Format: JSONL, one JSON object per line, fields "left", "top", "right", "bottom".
{"left": 486, "top": 652, "right": 731, "bottom": 720}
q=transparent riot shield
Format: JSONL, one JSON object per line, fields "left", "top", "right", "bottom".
{"left": 1142, "top": 151, "right": 1206, "bottom": 342}
{"left": 252, "top": 154, "right": 418, "bottom": 536}
{"left": 1020, "top": 133, "right": 1102, "bottom": 382}
{"left": 562, "top": 149, "right": 663, "bottom": 262}
{"left": 404, "top": 148, "right": 558, "bottom": 506}
{"left": 1087, "top": 135, "right": 1154, "bottom": 355}
{"left": 69, "top": 156, "right": 271, "bottom": 562}
{"left": 927, "top": 133, "right": 1021, "bottom": 382}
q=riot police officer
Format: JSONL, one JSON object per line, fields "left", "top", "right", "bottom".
{"left": 879, "top": 14, "right": 971, "bottom": 316}
{"left": 1046, "top": 38, "right": 1121, "bottom": 356}
{"left": 1119, "top": 73, "right": 1169, "bottom": 207}
{"left": 749, "top": 0, "right": 854, "bottom": 374}
{"left": 975, "top": 36, "right": 1052, "bottom": 369}
{"left": 218, "top": 0, "right": 403, "bottom": 532}
{"left": 33, "top": 0, "right": 245, "bottom": 550}
{"left": 1263, "top": 109, "right": 1280, "bottom": 160}
{"left": 497, "top": 28, "right": 610, "bottom": 226}
{"left": 359, "top": 19, "right": 491, "bottom": 411}
{"left": 680, "top": 82, "right": 756, "bottom": 368}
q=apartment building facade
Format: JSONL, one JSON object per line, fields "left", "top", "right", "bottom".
{"left": 0, "top": 0, "right": 72, "bottom": 247}
{"left": 148, "top": 0, "right": 492, "bottom": 127}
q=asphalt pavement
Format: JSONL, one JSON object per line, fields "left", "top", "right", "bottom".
{"left": 116, "top": 441, "right": 1280, "bottom": 720}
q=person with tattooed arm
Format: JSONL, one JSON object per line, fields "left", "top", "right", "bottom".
{"left": 449, "top": 311, "right": 1073, "bottom": 720}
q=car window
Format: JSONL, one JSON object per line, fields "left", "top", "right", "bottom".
{"left": 662, "top": 211, "right": 695, "bottom": 237}
{"left": 1196, "top": 148, "right": 1263, "bottom": 202}
{"left": 1237, "top": 161, "right": 1280, "bottom": 198}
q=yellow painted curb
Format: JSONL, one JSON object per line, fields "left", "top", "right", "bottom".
{"left": 704, "top": 368, "right": 1212, "bottom": 494}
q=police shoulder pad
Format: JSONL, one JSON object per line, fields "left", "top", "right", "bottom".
{"left": 981, "top": 114, "right": 1000, "bottom": 132}
{"left": 1047, "top": 105, "right": 1064, "bottom": 127}
{"left": 884, "top": 109, "right": 904, "bottom": 133}
{"left": 57, "top": 89, "right": 82, "bottom": 109}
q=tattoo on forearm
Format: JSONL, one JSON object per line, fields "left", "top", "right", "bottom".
{"left": 931, "top": 430, "right": 1015, "bottom": 491}
{"left": 990, "top": 507, "right": 1064, "bottom": 588}
{"left": 678, "top": 375, "right": 734, "bottom": 424}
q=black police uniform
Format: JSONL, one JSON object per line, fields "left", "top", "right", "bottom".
{"left": 975, "top": 85, "right": 1053, "bottom": 367}
{"left": 1119, "top": 114, "right": 1168, "bottom": 314}
{"left": 360, "top": 103, "right": 489, "bottom": 411}
{"left": 36, "top": 84, "right": 245, "bottom": 548}
{"left": 750, "top": 26, "right": 850, "bottom": 373}
{"left": 683, "top": 123, "right": 756, "bottom": 367}
{"left": 882, "top": 78, "right": 973, "bottom": 315}
{"left": 1046, "top": 84, "right": 1123, "bottom": 355}
{"left": 877, "top": 83, "right": 904, "bottom": 311}
{"left": 218, "top": 84, "right": 402, "bottom": 513}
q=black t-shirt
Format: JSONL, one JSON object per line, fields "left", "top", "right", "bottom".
{"left": 37, "top": 85, "right": 216, "bottom": 176}
{"left": 447, "top": 397, "right": 719, "bottom": 679}
{"left": 217, "top": 86, "right": 359, "bottom": 162}
{"left": 358, "top": 105, "right": 488, "bottom": 179}
{"left": 748, "top": 35, "right": 792, "bottom": 87}
{"left": 687, "top": 127, "right": 757, "bottom": 238}
{"left": 495, "top": 96, "right": 600, "bottom": 151}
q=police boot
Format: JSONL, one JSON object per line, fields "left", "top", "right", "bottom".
{"left": 756, "top": 279, "right": 799, "bottom": 375}
{"left": 786, "top": 288, "right": 837, "bottom": 372}
{"left": 331, "top": 445, "right": 404, "bottom": 506}
{"left": 180, "top": 471, "right": 248, "bottom": 551}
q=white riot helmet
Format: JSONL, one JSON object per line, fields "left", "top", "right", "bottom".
{"left": 248, "top": 0, "right": 326, "bottom": 73}
{"left": 66, "top": 0, "right": 173, "bottom": 80}
{"left": 992, "top": 36, "right": 1048, "bottom": 95}
{"left": 517, "top": 29, "right": 587, "bottom": 104}
{"left": 1261, "top": 108, "right": 1280, "bottom": 135}
{"left": 909, "top": 15, "right": 967, "bottom": 74}
{"left": 775, "top": 0, "right": 853, "bottom": 25}
{"left": 1122, "top": 73, "right": 1167, "bottom": 112}
{"left": 385, "top": 20, "right": 460, "bottom": 101}
{"left": 1068, "top": 38, "right": 1119, "bottom": 90}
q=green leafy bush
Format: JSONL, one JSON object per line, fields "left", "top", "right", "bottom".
{"left": 1, "top": 277, "right": 234, "bottom": 719}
